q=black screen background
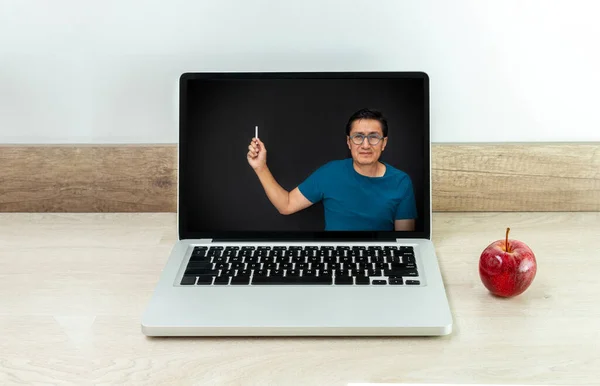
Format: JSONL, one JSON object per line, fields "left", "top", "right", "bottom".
{"left": 182, "top": 76, "right": 426, "bottom": 235}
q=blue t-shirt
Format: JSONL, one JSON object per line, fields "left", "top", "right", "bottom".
{"left": 297, "top": 158, "right": 418, "bottom": 231}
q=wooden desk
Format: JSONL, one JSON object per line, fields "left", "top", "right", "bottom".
{"left": 1, "top": 213, "right": 599, "bottom": 385}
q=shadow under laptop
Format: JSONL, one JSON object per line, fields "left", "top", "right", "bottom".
{"left": 145, "top": 334, "right": 453, "bottom": 341}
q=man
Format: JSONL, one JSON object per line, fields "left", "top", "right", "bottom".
{"left": 246, "top": 108, "right": 417, "bottom": 231}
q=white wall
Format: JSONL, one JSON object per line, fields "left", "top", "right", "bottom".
{"left": 1, "top": 0, "right": 599, "bottom": 144}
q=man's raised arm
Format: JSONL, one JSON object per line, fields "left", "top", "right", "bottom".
{"left": 247, "top": 137, "right": 313, "bottom": 215}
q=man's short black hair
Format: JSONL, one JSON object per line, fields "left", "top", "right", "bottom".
{"left": 345, "top": 108, "right": 388, "bottom": 137}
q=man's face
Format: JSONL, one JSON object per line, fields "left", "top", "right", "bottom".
{"left": 347, "top": 119, "right": 387, "bottom": 166}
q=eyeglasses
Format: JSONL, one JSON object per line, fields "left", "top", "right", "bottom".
{"left": 349, "top": 133, "right": 384, "bottom": 146}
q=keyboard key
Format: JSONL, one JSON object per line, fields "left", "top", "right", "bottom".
{"left": 185, "top": 267, "right": 215, "bottom": 275}
{"left": 391, "top": 262, "right": 416, "bottom": 270}
{"left": 372, "top": 280, "right": 387, "bottom": 285}
{"left": 403, "top": 255, "right": 416, "bottom": 265}
{"left": 214, "top": 276, "right": 230, "bottom": 285}
{"left": 318, "top": 249, "right": 331, "bottom": 257}
{"left": 385, "top": 269, "right": 419, "bottom": 277}
{"left": 252, "top": 276, "right": 331, "bottom": 285}
{"left": 189, "top": 256, "right": 212, "bottom": 264}
{"left": 237, "top": 269, "right": 250, "bottom": 277}
{"left": 389, "top": 278, "right": 403, "bottom": 285}
{"left": 389, "top": 256, "right": 402, "bottom": 263}
{"left": 180, "top": 275, "right": 196, "bottom": 285}
{"left": 231, "top": 276, "right": 250, "bottom": 285}
{"left": 314, "top": 263, "right": 327, "bottom": 271}
{"left": 185, "top": 261, "right": 212, "bottom": 269}
{"left": 355, "top": 277, "right": 370, "bottom": 285}
{"left": 335, "top": 276, "right": 353, "bottom": 285}
{"left": 356, "top": 262, "right": 370, "bottom": 270}
{"left": 340, "top": 256, "right": 353, "bottom": 264}
{"left": 335, "top": 269, "right": 349, "bottom": 277}
{"left": 406, "top": 280, "right": 421, "bottom": 285}
{"left": 195, "top": 275, "right": 215, "bottom": 285}
{"left": 349, "top": 267, "right": 364, "bottom": 276}
{"left": 368, "top": 268, "right": 381, "bottom": 276}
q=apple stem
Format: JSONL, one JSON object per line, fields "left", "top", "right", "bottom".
{"left": 505, "top": 227, "right": 511, "bottom": 252}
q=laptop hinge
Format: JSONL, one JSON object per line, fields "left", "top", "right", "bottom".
{"left": 396, "top": 238, "right": 417, "bottom": 243}
{"left": 197, "top": 238, "right": 213, "bottom": 243}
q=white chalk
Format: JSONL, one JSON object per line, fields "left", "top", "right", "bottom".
{"left": 255, "top": 125, "right": 258, "bottom": 139}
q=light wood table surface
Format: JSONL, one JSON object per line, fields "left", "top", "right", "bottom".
{"left": 1, "top": 212, "right": 599, "bottom": 385}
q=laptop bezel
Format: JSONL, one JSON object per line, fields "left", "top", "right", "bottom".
{"left": 177, "top": 71, "right": 431, "bottom": 241}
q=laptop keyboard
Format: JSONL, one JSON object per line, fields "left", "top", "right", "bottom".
{"left": 180, "top": 245, "right": 420, "bottom": 286}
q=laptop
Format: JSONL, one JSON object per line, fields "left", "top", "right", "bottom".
{"left": 141, "top": 71, "right": 453, "bottom": 336}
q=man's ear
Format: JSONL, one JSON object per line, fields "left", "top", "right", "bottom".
{"left": 347, "top": 136, "right": 351, "bottom": 149}
{"left": 382, "top": 137, "right": 388, "bottom": 150}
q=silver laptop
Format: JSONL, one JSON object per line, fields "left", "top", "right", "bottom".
{"left": 141, "top": 71, "right": 453, "bottom": 336}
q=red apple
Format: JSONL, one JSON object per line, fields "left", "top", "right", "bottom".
{"left": 479, "top": 228, "right": 537, "bottom": 297}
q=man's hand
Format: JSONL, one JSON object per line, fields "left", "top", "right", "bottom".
{"left": 247, "top": 137, "right": 267, "bottom": 171}
{"left": 394, "top": 219, "right": 415, "bottom": 231}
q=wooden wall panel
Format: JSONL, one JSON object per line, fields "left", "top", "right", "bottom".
{"left": 0, "top": 145, "right": 177, "bottom": 212}
{"left": 432, "top": 143, "right": 600, "bottom": 211}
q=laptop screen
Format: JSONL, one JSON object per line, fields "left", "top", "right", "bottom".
{"left": 179, "top": 72, "right": 430, "bottom": 241}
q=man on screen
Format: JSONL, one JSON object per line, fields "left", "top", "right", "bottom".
{"left": 246, "top": 108, "right": 417, "bottom": 231}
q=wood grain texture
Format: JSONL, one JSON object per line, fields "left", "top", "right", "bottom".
{"left": 432, "top": 143, "right": 600, "bottom": 211}
{"left": 0, "top": 145, "right": 177, "bottom": 212}
{"left": 1, "top": 212, "right": 599, "bottom": 385}
{"left": 1, "top": 143, "right": 598, "bottom": 212}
